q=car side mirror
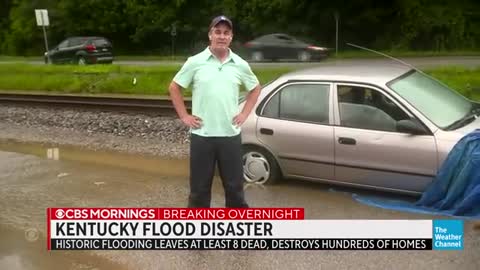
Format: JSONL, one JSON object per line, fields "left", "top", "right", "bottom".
{"left": 396, "top": 119, "right": 428, "bottom": 135}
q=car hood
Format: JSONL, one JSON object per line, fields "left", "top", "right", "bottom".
{"left": 434, "top": 117, "right": 480, "bottom": 168}
{"left": 456, "top": 115, "right": 480, "bottom": 134}
{"left": 436, "top": 116, "right": 480, "bottom": 142}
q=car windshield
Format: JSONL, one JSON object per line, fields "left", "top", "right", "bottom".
{"left": 388, "top": 70, "right": 472, "bottom": 129}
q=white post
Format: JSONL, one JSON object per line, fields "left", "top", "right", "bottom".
{"left": 42, "top": 24, "right": 50, "bottom": 62}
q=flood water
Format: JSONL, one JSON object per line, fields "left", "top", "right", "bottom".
{"left": 0, "top": 140, "right": 478, "bottom": 270}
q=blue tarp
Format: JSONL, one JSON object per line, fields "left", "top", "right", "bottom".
{"left": 352, "top": 129, "right": 480, "bottom": 219}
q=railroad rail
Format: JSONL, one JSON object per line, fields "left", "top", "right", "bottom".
{"left": 0, "top": 93, "right": 191, "bottom": 115}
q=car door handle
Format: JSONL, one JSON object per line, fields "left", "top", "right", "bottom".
{"left": 338, "top": 137, "right": 356, "bottom": 145}
{"left": 260, "top": 128, "right": 274, "bottom": 135}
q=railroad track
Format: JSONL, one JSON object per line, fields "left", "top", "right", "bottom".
{"left": 0, "top": 93, "right": 191, "bottom": 115}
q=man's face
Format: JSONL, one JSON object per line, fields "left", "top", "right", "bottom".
{"left": 209, "top": 23, "right": 233, "bottom": 50}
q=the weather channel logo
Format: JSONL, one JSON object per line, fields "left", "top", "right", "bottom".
{"left": 433, "top": 220, "right": 463, "bottom": 250}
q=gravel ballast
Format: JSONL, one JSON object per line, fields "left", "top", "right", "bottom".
{"left": 0, "top": 105, "right": 191, "bottom": 158}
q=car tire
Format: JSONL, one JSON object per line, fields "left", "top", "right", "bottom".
{"left": 77, "top": 56, "right": 87, "bottom": 65}
{"left": 242, "top": 146, "right": 281, "bottom": 185}
{"left": 298, "top": 51, "right": 311, "bottom": 62}
{"left": 251, "top": 51, "right": 264, "bottom": 62}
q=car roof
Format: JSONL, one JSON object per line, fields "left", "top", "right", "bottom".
{"left": 266, "top": 33, "right": 291, "bottom": 37}
{"left": 69, "top": 36, "right": 107, "bottom": 40}
{"left": 254, "top": 33, "right": 293, "bottom": 40}
{"left": 279, "top": 62, "right": 413, "bottom": 86}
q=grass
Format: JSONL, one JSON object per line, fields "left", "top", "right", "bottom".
{"left": 0, "top": 63, "right": 478, "bottom": 100}
{"left": 115, "top": 55, "right": 189, "bottom": 61}
{"left": 0, "top": 64, "right": 295, "bottom": 95}
{"left": 0, "top": 55, "right": 42, "bottom": 61}
{"left": 426, "top": 67, "right": 480, "bottom": 101}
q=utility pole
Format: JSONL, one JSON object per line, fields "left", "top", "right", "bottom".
{"left": 334, "top": 11, "right": 339, "bottom": 56}
{"left": 171, "top": 23, "right": 177, "bottom": 61}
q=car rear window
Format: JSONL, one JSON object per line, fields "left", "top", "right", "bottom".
{"left": 262, "top": 83, "right": 330, "bottom": 124}
{"left": 93, "top": 39, "right": 111, "bottom": 47}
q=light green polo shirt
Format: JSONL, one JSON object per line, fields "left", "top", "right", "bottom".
{"left": 173, "top": 47, "right": 259, "bottom": 137}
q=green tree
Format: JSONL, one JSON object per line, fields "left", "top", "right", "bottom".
{"left": 0, "top": 0, "right": 478, "bottom": 56}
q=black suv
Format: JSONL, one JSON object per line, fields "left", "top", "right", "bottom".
{"left": 44, "top": 36, "right": 114, "bottom": 65}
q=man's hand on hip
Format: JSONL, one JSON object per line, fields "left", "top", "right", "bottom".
{"left": 181, "top": 115, "right": 203, "bottom": 129}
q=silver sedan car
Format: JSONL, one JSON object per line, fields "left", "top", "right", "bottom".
{"left": 240, "top": 63, "right": 480, "bottom": 194}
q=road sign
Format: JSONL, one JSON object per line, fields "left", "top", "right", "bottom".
{"left": 171, "top": 24, "right": 177, "bottom": 36}
{"left": 35, "top": 9, "right": 50, "bottom": 63}
{"left": 35, "top": 9, "right": 49, "bottom": 26}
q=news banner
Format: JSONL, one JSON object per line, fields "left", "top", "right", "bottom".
{"left": 47, "top": 208, "right": 464, "bottom": 251}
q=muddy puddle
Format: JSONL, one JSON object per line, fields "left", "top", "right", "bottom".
{"left": 0, "top": 140, "right": 478, "bottom": 270}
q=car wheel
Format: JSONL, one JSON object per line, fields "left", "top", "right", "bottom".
{"left": 298, "top": 51, "right": 311, "bottom": 62}
{"left": 242, "top": 146, "right": 281, "bottom": 185}
{"left": 77, "top": 56, "right": 86, "bottom": 65}
{"left": 251, "top": 51, "right": 264, "bottom": 62}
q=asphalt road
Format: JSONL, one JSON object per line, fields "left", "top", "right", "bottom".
{"left": 1, "top": 56, "right": 479, "bottom": 68}
{"left": 115, "top": 56, "right": 480, "bottom": 68}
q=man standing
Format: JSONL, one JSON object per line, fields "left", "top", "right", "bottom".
{"left": 168, "top": 15, "right": 261, "bottom": 208}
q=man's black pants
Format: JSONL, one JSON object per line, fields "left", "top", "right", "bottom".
{"left": 188, "top": 133, "right": 248, "bottom": 208}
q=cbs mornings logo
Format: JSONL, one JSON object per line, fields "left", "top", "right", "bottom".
{"left": 54, "top": 209, "right": 89, "bottom": 219}
{"left": 52, "top": 208, "right": 155, "bottom": 219}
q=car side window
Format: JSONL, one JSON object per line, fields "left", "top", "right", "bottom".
{"left": 276, "top": 35, "right": 293, "bottom": 42}
{"left": 337, "top": 85, "right": 410, "bottom": 132}
{"left": 262, "top": 84, "right": 330, "bottom": 124}
{"left": 58, "top": 40, "right": 69, "bottom": 49}
{"left": 69, "top": 38, "right": 85, "bottom": 46}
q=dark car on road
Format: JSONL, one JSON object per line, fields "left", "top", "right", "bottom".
{"left": 44, "top": 36, "right": 114, "bottom": 65}
{"left": 244, "top": 33, "right": 329, "bottom": 62}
